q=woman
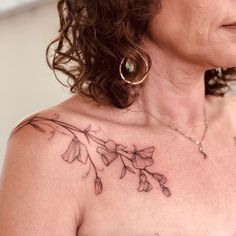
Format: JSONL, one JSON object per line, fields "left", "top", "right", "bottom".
{"left": 1, "top": 0, "right": 236, "bottom": 235}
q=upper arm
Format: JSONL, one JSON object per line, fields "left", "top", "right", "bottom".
{"left": 0, "top": 113, "right": 85, "bottom": 236}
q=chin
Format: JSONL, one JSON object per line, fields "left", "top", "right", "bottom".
{"left": 209, "top": 52, "right": 236, "bottom": 68}
{"left": 221, "top": 58, "right": 236, "bottom": 68}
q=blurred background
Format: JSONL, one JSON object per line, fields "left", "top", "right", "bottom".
{"left": 0, "top": 0, "right": 236, "bottom": 175}
{"left": 0, "top": 0, "right": 70, "bottom": 174}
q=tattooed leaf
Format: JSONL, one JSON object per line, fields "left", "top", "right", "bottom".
{"left": 27, "top": 113, "right": 39, "bottom": 123}
{"left": 116, "top": 144, "right": 127, "bottom": 151}
{"left": 84, "top": 125, "right": 91, "bottom": 133}
{"left": 120, "top": 166, "right": 127, "bottom": 179}
{"left": 101, "top": 155, "right": 109, "bottom": 166}
{"left": 30, "top": 123, "right": 46, "bottom": 133}
{"left": 52, "top": 113, "right": 59, "bottom": 120}
{"left": 49, "top": 130, "right": 56, "bottom": 141}
{"left": 50, "top": 130, "right": 56, "bottom": 136}
{"left": 126, "top": 166, "right": 135, "bottom": 174}
{"left": 84, "top": 133, "right": 90, "bottom": 144}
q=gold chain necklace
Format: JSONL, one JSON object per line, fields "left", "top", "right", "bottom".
{"left": 143, "top": 105, "right": 209, "bottom": 159}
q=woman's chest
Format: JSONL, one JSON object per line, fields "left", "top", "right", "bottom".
{"left": 77, "top": 135, "right": 236, "bottom": 236}
{"left": 79, "top": 192, "right": 236, "bottom": 236}
{"left": 75, "top": 103, "right": 236, "bottom": 236}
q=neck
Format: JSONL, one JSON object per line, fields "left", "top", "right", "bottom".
{"left": 132, "top": 37, "right": 210, "bottom": 128}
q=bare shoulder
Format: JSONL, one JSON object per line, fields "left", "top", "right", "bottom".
{"left": 0, "top": 108, "right": 90, "bottom": 235}
{"left": 6, "top": 100, "right": 111, "bottom": 196}
{"left": 7, "top": 107, "right": 94, "bottom": 190}
{"left": 8, "top": 108, "right": 89, "bottom": 178}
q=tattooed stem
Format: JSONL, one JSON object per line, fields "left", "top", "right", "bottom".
{"left": 119, "top": 155, "right": 126, "bottom": 167}
{"left": 86, "top": 133, "right": 106, "bottom": 146}
{"left": 31, "top": 121, "right": 69, "bottom": 137}
{"left": 89, "top": 155, "right": 99, "bottom": 177}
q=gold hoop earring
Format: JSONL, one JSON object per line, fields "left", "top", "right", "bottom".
{"left": 119, "top": 56, "right": 149, "bottom": 85}
{"left": 215, "top": 67, "right": 223, "bottom": 78}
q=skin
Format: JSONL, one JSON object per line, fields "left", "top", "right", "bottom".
{"left": 0, "top": 0, "right": 236, "bottom": 236}
{"left": 135, "top": 0, "right": 236, "bottom": 129}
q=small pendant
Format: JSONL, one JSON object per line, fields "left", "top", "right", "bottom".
{"left": 195, "top": 140, "right": 200, "bottom": 145}
{"left": 199, "top": 144, "right": 208, "bottom": 159}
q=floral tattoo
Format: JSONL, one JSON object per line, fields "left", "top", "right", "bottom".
{"left": 12, "top": 113, "right": 171, "bottom": 197}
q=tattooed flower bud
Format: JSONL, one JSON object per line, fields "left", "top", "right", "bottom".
{"left": 62, "top": 137, "right": 89, "bottom": 164}
{"left": 144, "top": 181, "right": 153, "bottom": 192}
{"left": 152, "top": 173, "right": 167, "bottom": 184}
{"left": 138, "top": 179, "right": 153, "bottom": 192}
{"left": 160, "top": 185, "right": 171, "bottom": 197}
{"left": 94, "top": 176, "right": 103, "bottom": 195}
{"left": 138, "top": 180, "right": 145, "bottom": 192}
{"left": 140, "top": 173, "right": 147, "bottom": 183}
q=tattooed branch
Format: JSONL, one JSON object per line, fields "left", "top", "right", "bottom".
{"left": 12, "top": 113, "right": 171, "bottom": 197}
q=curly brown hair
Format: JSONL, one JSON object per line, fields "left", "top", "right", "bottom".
{"left": 46, "top": 0, "right": 236, "bottom": 108}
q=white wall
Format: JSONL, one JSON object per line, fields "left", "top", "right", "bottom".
{"left": 0, "top": 1, "right": 70, "bottom": 173}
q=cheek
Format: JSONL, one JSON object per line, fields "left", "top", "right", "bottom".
{"left": 147, "top": 1, "right": 207, "bottom": 50}
{"left": 191, "top": 11, "right": 236, "bottom": 67}
{"left": 147, "top": 13, "right": 209, "bottom": 61}
{"left": 147, "top": 1, "right": 236, "bottom": 68}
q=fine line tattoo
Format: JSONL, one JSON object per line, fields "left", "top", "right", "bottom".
{"left": 11, "top": 113, "right": 171, "bottom": 197}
